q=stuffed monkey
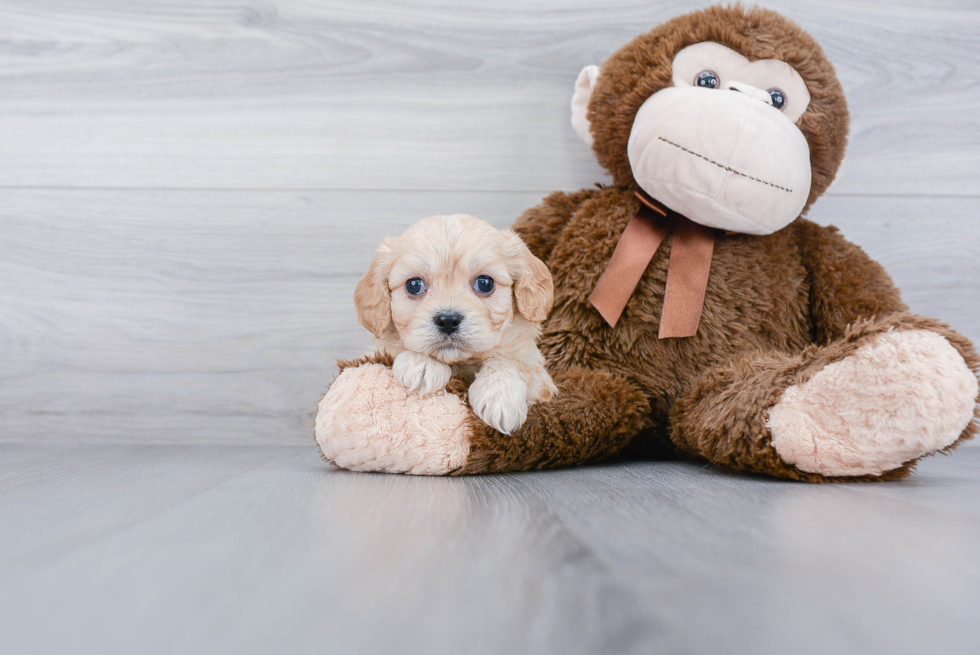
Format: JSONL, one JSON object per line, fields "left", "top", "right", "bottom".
{"left": 316, "top": 5, "right": 979, "bottom": 481}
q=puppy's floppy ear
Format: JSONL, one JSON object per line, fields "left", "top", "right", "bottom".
{"left": 505, "top": 231, "right": 553, "bottom": 323}
{"left": 354, "top": 241, "right": 394, "bottom": 338}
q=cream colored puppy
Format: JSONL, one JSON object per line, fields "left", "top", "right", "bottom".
{"left": 354, "top": 214, "right": 557, "bottom": 434}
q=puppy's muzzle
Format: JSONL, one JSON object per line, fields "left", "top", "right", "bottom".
{"left": 434, "top": 311, "right": 464, "bottom": 336}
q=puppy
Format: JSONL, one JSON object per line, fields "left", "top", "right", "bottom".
{"left": 354, "top": 214, "right": 557, "bottom": 434}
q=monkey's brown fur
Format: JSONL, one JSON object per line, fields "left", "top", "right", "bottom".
{"left": 587, "top": 3, "right": 848, "bottom": 212}
{"left": 450, "top": 5, "right": 979, "bottom": 480}
{"left": 332, "top": 5, "right": 979, "bottom": 480}
{"left": 449, "top": 184, "right": 980, "bottom": 480}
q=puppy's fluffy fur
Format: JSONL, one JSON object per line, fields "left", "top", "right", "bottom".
{"left": 354, "top": 214, "right": 557, "bottom": 434}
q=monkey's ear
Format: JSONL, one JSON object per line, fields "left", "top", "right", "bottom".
{"left": 506, "top": 232, "right": 554, "bottom": 323}
{"left": 570, "top": 65, "right": 600, "bottom": 146}
{"left": 354, "top": 242, "right": 393, "bottom": 338}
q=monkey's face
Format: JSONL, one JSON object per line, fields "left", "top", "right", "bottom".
{"left": 570, "top": 7, "right": 849, "bottom": 235}
{"left": 626, "top": 43, "right": 812, "bottom": 235}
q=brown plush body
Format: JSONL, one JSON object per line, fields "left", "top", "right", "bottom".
{"left": 316, "top": 6, "right": 980, "bottom": 481}
{"left": 450, "top": 187, "right": 978, "bottom": 480}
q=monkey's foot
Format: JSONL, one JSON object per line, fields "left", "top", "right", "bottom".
{"left": 767, "top": 329, "right": 978, "bottom": 477}
{"left": 316, "top": 363, "right": 470, "bottom": 475}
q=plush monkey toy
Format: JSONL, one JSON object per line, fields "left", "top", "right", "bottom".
{"left": 316, "top": 5, "right": 980, "bottom": 481}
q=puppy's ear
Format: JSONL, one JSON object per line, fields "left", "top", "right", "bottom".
{"left": 354, "top": 242, "right": 393, "bottom": 338}
{"left": 506, "top": 231, "right": 554, "bottom": 323}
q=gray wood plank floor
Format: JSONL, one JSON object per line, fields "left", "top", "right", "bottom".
{"left": 3, "top": 443, "right": 980, "bottom": 655}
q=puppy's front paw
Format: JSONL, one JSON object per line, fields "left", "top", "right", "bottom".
{"left": 393, "top": 351, "right": 452, "bottom": 396}
{"left": 469, "top": 362, "right": 529, "bottom": 435}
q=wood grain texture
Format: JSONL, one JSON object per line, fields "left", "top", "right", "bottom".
{"left": 0, "top": 1, "right": 977, "bottom": 445}
{"left": 0, "top": 0, "right": 978, "bottom": 193}
{"left": 3, "top": 443, "right": 980, "bottom": 654}
{"left": 0, "top": 189, "right": 540, "bottom": 443}
{"left": 1, "top": 190, "right": 977, "bottom": 444}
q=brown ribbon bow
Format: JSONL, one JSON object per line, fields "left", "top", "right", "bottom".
{"left": 589, "top": 192, "right": 716, "bottom": 338}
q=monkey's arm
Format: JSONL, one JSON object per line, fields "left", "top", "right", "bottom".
{"left": 793, "top": 219, "right": 906, "bottom": 343}
{"left": 512, "top": 189, "right": 597, "bottom": 262}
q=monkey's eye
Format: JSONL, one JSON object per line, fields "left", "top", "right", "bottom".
{"left": 768, "top": 88, "right": 786, "bottom": 110}
{"left": 695, "top": 71, "right": 719, "bottom": 89}
{"left": 405, "top": 278, "right": 426, "bottom": 296}
{"left": 473, "top": 275, "right": 494, "bottom": 295}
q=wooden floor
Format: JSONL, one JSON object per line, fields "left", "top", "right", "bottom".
{"left": 3, "top": 443, "right": 980, "bottom": 654}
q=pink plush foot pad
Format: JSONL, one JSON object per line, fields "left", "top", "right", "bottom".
{"left": 768, "top": 329, "right": 978, "bottom": 477}
{"left": 315, "top": 363, "right": 471, "bottom": 475}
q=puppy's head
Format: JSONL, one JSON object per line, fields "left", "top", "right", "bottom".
{"left": 354, "top": 214, "right": 553, "bottom": 363}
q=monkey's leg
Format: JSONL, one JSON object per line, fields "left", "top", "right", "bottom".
{"left": 670, "top": 314, "right": 980, "bottom": 482}
{"left": 316, "top": 356, "right": 651, "bottom": 475}
{"left": 454, "top": 367, "right": 651, "bottom": 474}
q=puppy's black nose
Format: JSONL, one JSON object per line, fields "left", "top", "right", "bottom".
{"left": 434, "top": 311, "right": 463, "bottom": 335}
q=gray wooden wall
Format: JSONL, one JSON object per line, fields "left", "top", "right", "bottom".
{"left": 1, "top": 0, "right": 978, "bottom": 444}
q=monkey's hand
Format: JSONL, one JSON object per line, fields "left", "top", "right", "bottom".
{"left": 392, "top": 351, "right": 452, "bottom": 396}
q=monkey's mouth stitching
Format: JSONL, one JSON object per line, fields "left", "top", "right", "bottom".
{"left": 658, "top": 137, "right": 792, "bottom": 193}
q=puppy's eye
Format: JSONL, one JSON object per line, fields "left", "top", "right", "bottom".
{"left": 695, "top": 70, "right": 719, "bottom": 89}
{"left": 405, "top": 278, "right": 426, "bottom": 296}
{"left": 473, "top": 275, "right": 494, "bottom": 295}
